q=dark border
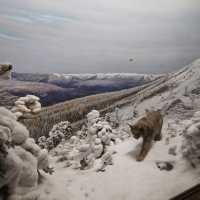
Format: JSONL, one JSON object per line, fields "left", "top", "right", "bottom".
{"left": 170, "top": 184, "right": 200, "bottom": 200}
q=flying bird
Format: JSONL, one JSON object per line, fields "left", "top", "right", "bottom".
{"left": 129, "top": 58, "right": 134, "bottom": 62}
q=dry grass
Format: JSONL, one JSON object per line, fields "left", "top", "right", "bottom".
{"left": 20, "top": 76, "right": 169, "bottom": 140}
{"left": 19, "top": 83, "right": 150, "bottom": 139}
{"left": 0, "top": 90, "right": 18, "bottom": 108}
{"left": 0, "top": 76, "right": 169, "bottom": 140}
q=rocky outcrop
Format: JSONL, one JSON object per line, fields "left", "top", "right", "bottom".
{"left": 0, "top": 64, "right": 12, "bottom": 80}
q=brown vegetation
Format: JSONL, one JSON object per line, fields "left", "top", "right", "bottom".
{"left": 19, "top": 76, "right": 169, "bottom": 140}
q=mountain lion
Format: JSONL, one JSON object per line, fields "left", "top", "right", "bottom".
{"left": 128, "top": 110, "right": 163, "bottom": 161}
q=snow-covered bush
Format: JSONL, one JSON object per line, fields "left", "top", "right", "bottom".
{"left": 76, "top": 124, "right": 87, "bottom": 139}
{"left": 97, "top": 150, "right": 116, "bottom": 172}
{"left": 38, "top": 121, "right": 73, "bottom": 150}
{"left": 38, "top": 136, "right": 47, "bottom": 149}
{"left": 50, "top": 121, "right": 73, "bottom": 140}
{"left": 105, "top": 107, "right": 122, "bottom": 128}
{"left": 87, "top": 110, "right": 100, "bottom": 126}
{"left": 52, "top": 110, "right": 129, "bottom": 171}
{"left": 0, "top": 107, "right": 52, "bottom": 200}
{"left": 181, "top": 122, "right": 200, "bottom": 167}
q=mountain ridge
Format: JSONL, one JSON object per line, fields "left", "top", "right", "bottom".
{"left": 0, "top": 71, "right": 161, "bottom": 107}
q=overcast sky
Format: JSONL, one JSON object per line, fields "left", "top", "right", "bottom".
{"left": 0, "top": 0, "right": 199, "bottom": 74}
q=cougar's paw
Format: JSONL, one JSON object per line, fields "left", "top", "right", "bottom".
{"left": 154, "top": 134, "right": 162, "bottom": 141}
{"left": 136, "top": 155, "right": 144, "bottom": 162}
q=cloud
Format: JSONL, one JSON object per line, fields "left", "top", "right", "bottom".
{"left": 0, "top": 27, "right": 23, "bottom": 41}
{"left": 0, "top": 0, "right": 199, "bottom": 73}
{"left": 0, "top": 8, "right": 80, "bottom": 25}
{"left": 0, "top": 32, "right": 23, "bottom": 41}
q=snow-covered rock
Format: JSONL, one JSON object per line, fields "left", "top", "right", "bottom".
{"left": 0, "top": 64, "right": 12, "bottom": 80}
{"left": 11, "top": 95, "right": 42, "bottom": 118}
{"left": 0, "top": 107, "right": 52, "bottom": 199}
{"left": 181, "top": 112, "right": 200, "bottom": 167}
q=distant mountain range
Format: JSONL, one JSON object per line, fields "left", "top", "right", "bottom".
{"left": 12, "top": 72, "right": 160, "bottom": 83}
{"left": 1, "top": 72, "right": 161, "bottom": 107}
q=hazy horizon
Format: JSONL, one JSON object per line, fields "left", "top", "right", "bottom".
{"left": 0, "top": 0, "right": 200, "bottom": 74}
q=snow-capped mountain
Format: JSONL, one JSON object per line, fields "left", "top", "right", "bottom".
{"left": 49, "top": 72, "right": 160, "bottom": 82}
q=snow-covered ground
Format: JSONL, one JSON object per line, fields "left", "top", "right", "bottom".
{"left": 45, "top": 140, "right": 198, "bottom": 200}
{"left": 44, "top": 111, "right": 199, "bottom": 200}
{"left": 40, "top": 59, "right": 200, "bottom": 200}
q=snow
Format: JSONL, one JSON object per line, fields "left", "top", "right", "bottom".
{"left": 2, "top": 59, "right": 200, "bottom": 199}
{"left": 44, "top": 106, "right": 200, "bottom": 200}
{"left": 49, "top": 72, "right": 161, "bottom": 82}
{"left": 41, "top": 59, "right": 200, "bottom": 200}
{"left": 46, "top": 139, "right": 199, "bottom": 200}
{"left": 11, "top": 95, "right": 42, "bottom": 118}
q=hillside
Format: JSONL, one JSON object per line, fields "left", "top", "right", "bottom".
{"left": 20, "top": 59, "right": 200, "bottom": 139}
{"left": 20, "top": 76, "right": 167, "bottom": 139}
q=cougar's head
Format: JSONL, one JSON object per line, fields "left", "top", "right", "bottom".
{"left": 128, "top": 123, "right": 142, "bottom": 139}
